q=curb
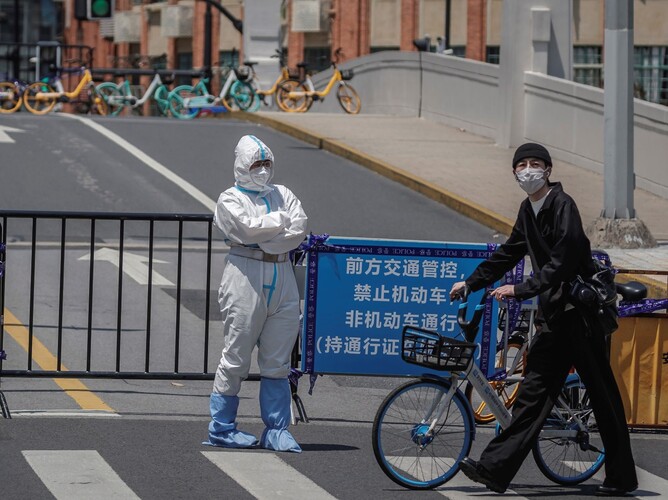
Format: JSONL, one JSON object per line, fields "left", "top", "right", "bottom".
{"left": 221, "top": 111, "right": 515, "bottom": 236}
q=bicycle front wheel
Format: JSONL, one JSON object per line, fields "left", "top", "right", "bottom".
{"left": 532, "top": 377, "right": 604, "bottom": 485}
{"left": 0, "top": 82, "right": 22, "bottom": 113}
{"left": 229, "top": 80, "right": 257, "bottom": 111}
{"left": 95, "top": 82, "right": 124, "bottom": 116}
{"left": 23, "top": 82, "right": 57, "bottom": 115}
{"left": 168, "top": 85, "right": 200, "bottom": 119}
{"left": 337, "top": 82, "right": 361, "bottom": 114}
{"left": 153, "top": 85, "right": 170, "bottom": 116}
{"left": 372, "top": 378, "right": 473, "bottom": 490}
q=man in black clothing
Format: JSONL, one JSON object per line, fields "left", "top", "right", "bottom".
{"left": 449, "top": 143, "right": 637, "bottom": 497}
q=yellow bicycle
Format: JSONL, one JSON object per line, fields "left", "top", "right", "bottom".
{"left": 22, "top": 63, "right": 107, "bottom": 115}
{"left": 279, "top": 48, "right": 361, "bottom": 114}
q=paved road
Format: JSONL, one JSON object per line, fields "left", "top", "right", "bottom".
{"left": 0, "top": 114, "right": 666, "bottom": 499}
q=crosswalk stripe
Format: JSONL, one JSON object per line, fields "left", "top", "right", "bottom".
{"left": 387, "top": 456, "right": 528, "bottom": 498}
{"left": 22, "top": 450, "right": 140, "bottom": 500}
{"left": 202, "top": 451, "right": 337, "bottom": 499}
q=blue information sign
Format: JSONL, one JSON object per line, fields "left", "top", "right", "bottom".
{"left": 300, "top": 236, "right": 505, "bottom": 378}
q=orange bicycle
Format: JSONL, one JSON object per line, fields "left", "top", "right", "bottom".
{"left": 278, "top": 48, "right": 361, "bottom": 114}
{"left": 22, "top": 62, "right": 107, "bottom": 115}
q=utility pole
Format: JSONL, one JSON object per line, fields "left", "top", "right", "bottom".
{"left": 586, "top": 0, "right": 656, "bottom": 248}
{"left": 198, "top": 0, "right": 243, "bottom": 84}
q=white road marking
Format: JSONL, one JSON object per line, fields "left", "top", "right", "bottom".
{"left": 60, "top": 114, "right": 216, "bottom": 212}
{"left": 202, "top": 450, "right": 337, "bottom": 499}
{"left": 22, "top": 450, "right": 140, "bottom": 499}
{"left": 0, "top": 124, "right": 25, "bottom": 143}
{"left": 79, "top": 247, "right": 174, "bottom": 286}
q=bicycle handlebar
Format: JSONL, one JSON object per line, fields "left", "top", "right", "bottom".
{"left": 454, "top": 288, "right": 490, "bottom": 343}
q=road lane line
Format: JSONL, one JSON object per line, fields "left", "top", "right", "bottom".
{"left": 4, "top": 308, "right": 115, "bottom": 413}
{"left": 23, "top": 450, "right": 140, "bottom": 500}
{"left": 60, "top": 114, "right": 216, "bottom": 212}
{"left": 202, "top": 451, "right": 337, "bottom": 499}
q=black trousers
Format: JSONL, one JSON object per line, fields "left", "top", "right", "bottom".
{"left": 478, "top": 308, "right": 637, "bottom": 490}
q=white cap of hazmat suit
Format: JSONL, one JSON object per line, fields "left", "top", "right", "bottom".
{"left": 206, "top": 135, "right": 307, "bottom": 452}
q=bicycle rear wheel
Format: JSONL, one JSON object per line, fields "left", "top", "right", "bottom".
{"left": 22, "top": 82, "right": 57, "bottom": 115}
{"left": 337, "top": 82, "right": 361, "bottom": 114}
{"left": 372, "top": 378, "right": 473, "bottom": 490}
{"left": 275, "top": 79, "right": 310, "bottom": 112}
{"left": 532, "top": 377, "right": 604, "bottom": 485}
{"left": 0, "top": 82, "right": 22, "bottom": 113}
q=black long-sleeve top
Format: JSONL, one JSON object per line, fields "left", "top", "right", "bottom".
{"left": 465, "top": 182, "right": 595, "bottom": 326}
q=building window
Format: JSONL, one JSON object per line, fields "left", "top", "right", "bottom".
{"left": 574, "top": 46, "right": 602, "bottom": 88}
{"left": 634, "top": 46, "right": 668, "bottom": 105}
{"left": 370, "top": 46, "right": 400, "bottom": 53}
{"left": 486, "top": 46, "right": 500, "bottom": 64}
{"left": 304, "top": 47, "right": 330, "bottom": 73}
{"left": 219, "top": 49, "right": 239, "bottom": 69}
{"left": 176, "top": 52, "right": 193, "bottom": 86}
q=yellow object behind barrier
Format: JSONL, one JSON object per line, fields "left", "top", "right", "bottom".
{"left": 610, "top": 316, "right": 668, "bottom": 427}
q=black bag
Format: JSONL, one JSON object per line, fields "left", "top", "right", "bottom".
{"left": 569, "top": 258, "right": 619, "bottom": 337}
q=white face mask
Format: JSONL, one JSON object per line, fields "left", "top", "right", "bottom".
{"left": 250, "top": 166, "right": 272, "bottom": 189}
{"left": 515, "top": 167, "right": 548, "bottom": 195}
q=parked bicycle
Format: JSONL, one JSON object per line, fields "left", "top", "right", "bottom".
{"left": 370, "top": 281, "right": 644, "bottom": 490}
{"left": 96, "top": 71, "right": 174, "bottom": 117}
{"left": 0, "top": 79, "right": 29, "bottom": 114}
{"left": 279, "top": 48, "right": 361, "bottom": 114}
{"left": 21, "top": 62, "right": 107, "bottom": 115}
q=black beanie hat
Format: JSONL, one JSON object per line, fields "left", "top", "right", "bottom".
{"left": 512, "top": 143, "right": 552, "bottom": 169}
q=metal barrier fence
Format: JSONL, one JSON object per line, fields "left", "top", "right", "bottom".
{"left": 0, "top": 210, "right": 228, "bottom": 381}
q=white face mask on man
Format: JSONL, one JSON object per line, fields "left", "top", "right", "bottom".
{"left": 515, "top": 167, "right": 548, "bottom": 195}
{"left": 250, "top": 166, "right": 272, "bottom": 189}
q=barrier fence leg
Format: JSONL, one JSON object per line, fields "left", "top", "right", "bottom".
{"left": 0, "top": 391, "right": 11, "bottom": 419}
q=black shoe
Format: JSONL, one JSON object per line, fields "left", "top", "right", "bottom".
{"left": 595, "top": 484, "right": 638, "bottom": 497}
{"left": 459, "top": 457, "right": 507, "bottom": 494}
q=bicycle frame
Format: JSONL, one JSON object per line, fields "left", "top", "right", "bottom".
{"left": 111, "top": 73, "right": 165, "bottom": 107}
{"left": 33, "top": 68, "right": 94, "bottom": 100}
{"left": 288, "top": 69, "right": 342, "bottom": 99}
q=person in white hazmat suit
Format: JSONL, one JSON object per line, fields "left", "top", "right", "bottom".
{"left": 205, "top": 135, "right": 308, "bottom": 453}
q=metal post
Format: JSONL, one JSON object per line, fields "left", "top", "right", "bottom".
{"left": 603, "top": 0, "right": 634, "bottom": 219}
{"left": 203, "top": 0, "right": 212, "bottom": 81}
{"left": 445, "top": 0, "right": 451, "bottom": 50}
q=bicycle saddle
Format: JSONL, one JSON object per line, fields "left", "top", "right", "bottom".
{"left": 244, "top": 61, "right": 258, "bottom": 67}
{"left": 616, "top": 281, "right": 647, "bottom": 301}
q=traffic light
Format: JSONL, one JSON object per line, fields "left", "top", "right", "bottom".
{"left": 87, "top": 0, "right": 114, "bottom": 20}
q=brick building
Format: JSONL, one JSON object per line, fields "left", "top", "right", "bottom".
{"left": 2, "top": 1, "right": 667, "bottom": 104}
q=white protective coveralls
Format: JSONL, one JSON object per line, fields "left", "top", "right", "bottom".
{"left": 205, "top": 135, "right": 308, "bottom": 453}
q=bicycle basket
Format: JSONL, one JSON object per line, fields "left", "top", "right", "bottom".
{"left": 234, "top": 66, "right": 251, "bottom": 82}
{"left": 402, "top": 326, "right": 477, "bottom": 372}
{"left": 340, "top": 69, "right": 354, "bottom": 81}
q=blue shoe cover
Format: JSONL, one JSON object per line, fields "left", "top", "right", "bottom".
{"left": 259, "top": 378, "right": 302, "bottom": 453}
{"left": 204, "top": 393, "right": 258, "bottom": 448}
{"left": 260, "top": 428, "right": 302, "bottom": 453}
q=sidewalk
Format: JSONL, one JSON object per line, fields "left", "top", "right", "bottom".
{"left": 229, "top": 111, "right": 668, "bottom": 294}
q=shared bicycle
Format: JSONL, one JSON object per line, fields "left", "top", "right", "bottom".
{"left": 95, "top": 71, "right": 174, "bottom": 117}
{"left": 20, "top": 62, "right": 107, "bottom": 116}
{"left": 280, "top": 48, "right": 361, "bottom": 114}
{"left": 371, "top": 278, "right": 646, "bottom": 490}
